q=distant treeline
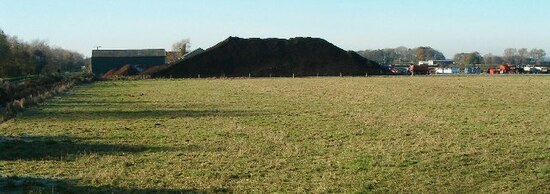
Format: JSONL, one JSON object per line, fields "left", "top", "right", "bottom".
{"left": 359, "top": 46, "right": 547, "bottom": 67}
{"left": 357, "top": 46, "right": 446, "bottom": 65}
{"left": 480, "top": 48, "right": 546, "bottom": 66}
{"left": 0, "top": 29, "right": 86, "bottom": 78}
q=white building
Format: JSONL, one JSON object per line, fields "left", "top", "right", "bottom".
{"left": 435, "top": 67, "right": 460, "bottom": 74}
{"left": 418, "top": 60, "right": 454, "bottom": 66}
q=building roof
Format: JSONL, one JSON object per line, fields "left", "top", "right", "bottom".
{"left": 92, "top": 49, "right": 166, "bottom": 58}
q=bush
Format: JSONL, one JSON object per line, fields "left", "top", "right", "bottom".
{"left": 0, "top": 73, "right": 93, "bottom": 122}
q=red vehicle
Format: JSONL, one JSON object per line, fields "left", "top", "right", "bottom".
{"left": 499, "top": 64, "right": 511, "bottom": 74}
{"left": 410, "top": 64, "right": 430, "bottom": 75}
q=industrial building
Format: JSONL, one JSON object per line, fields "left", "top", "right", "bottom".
{"left": 91, "top": 49, "right": 166, "bottom": 75}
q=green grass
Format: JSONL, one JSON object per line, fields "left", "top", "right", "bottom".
{"left": 1, "top": 76, "right": 549, "bottom": 193}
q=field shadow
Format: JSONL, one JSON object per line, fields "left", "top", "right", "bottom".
{"left": 0, "top": 176, "right": 231, "bottom": 194}
{"left": 25, "top": 108, "right": 265, "bottom": 121}
{"left": 0, "top": 135, "right": 168, "bottom": 161}
{"left": 40, "top": 100, "right": 218, "bottom": 109}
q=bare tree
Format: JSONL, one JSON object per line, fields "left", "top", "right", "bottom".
{"left": 529, "top": 48, "right": 546, "bottom": 64}
{"left": 483, "top": 53, "right": 494, "bottom": 65}
{"left": 493, "top": 55, "right": 504, "bottom": 64}
{"left": 518, "top": 48, "right": 529, "bottom": 65}
{"left": 171, "top": 39, "right": 191, "bottom": 59}
{"left": 503, "top": 48, "right": 518, "bottom": 64}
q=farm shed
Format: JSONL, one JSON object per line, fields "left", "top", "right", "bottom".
{"left": 91, "top": 49, "right": 166, "bottom": 75}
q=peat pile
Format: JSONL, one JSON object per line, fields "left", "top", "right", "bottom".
{"left": 150, "top": 37, "right": 389, "bottom": 78}
{"left": 102, "top": 64, "right": 143, "bottom": 78}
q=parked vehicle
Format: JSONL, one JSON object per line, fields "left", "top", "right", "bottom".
{"left": 464, "top": 67, "right": 481, "bottom": 74}
{"left": 535, "top": 66, "right": 548, "bottom": 73}
{"left": 499, "top": 64, "right": 514, "bottom": 74}
{"left": 410, "top": 65, "right": 430, "bottom": 75}
{"left": 435, "top": 67, "right": 460, "bottom": 74}
{"left": 523, "top": 65, "right": 548, "bottom": 74}
{"left": 390, "top": 67, "right": 409, "bottom": 75}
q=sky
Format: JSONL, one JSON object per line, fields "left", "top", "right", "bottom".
{"left": 1, "top": 0, "right": 549, "bottom": 58}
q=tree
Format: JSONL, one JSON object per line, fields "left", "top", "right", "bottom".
{"left": 172, "top": 39, "right": 191, "bottom": 59}
{"left": 0, "top": 30, "right": 85, "bottom": 77}
{"left": 529, "top": 48, "right": 546, "bottom": 64}
{"left": 0, "top": 29, "right": 11, "bottom": 77}
{"left": 28, "top": 39, "right": 50, "bottom": 74}
{"left": 358, "top": 46, "right": 446, "bottom": 65}
{"left": 415, "top": 46, "right": 445, "bottom": 62}
{"left": 416, "top": 47, "right": 428, "bottom": 62}
{"left": 395, "top": 46, "right": 415, "bottom": 63}
{"left": 483, "top": 53, "right": 494, "bottom": 65}
{"left": 517, "top": 48, "right": 529, "bottom": 65}
{"left": 454, "top": 52, "right": 483, "bottom": 68}
{"left": 382, "top": 48, "right": 398, "bottom": 65}
{"left": 361, "top": 49, "right": 384, "bottom": 65}
{"left": 493, "top": 55, "right": 504, "bottom": 65}
{"left": 503, "top": 48, "right": 518, "bottom": 64}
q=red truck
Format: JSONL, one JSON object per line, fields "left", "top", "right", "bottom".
{"left": 409, "top": 64, "right": 430, "bottom": 75}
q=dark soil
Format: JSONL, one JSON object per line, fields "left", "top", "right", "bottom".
{"left": 149, "top": 37, "right": 390, "bottom": 78}
{"left": 102, "top": 64, "right": 143, "bottom": 78}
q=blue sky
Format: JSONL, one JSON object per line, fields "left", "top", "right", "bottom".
{"left": 1, "top": 0, "right": 549, "bottom": 58}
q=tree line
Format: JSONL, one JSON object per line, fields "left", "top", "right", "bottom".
{"left": 357, "top": 46, "right": 445, "bottom": 65}
{"left": 0, "top": 29, "right": 86, "bottom": 78}
{"left": 358, "top": 46, "right": 547, "bottom": 67}
{"left": 454, "top": 48, "right": 546, "bottom": 68}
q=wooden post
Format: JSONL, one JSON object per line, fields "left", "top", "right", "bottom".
{"left": 365, "top": 72, "right": 368, "bottom": 77}
{"left": 292, "top": 73, "right": 295, "bottom": 78}
{"left": 249, "top": 73, "right": 251, "bottom": 78}
{"left": 340, "top": 72, "right": 342, "bottom": 77}
{"left": 198, "top": 74, "right": 201, "bottom": 78}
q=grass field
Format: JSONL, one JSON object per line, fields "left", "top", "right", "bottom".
{"left": 1, "top": 76, "right": 549, "bottom": 193}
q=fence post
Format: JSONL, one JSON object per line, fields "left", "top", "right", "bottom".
{"left": 292, "top": 73, "right": 295, "bottom": 78}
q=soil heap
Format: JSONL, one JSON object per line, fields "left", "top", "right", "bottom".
{"left": 102, "top": 64, "right": 144, "bottom": 78}
{"left": 149, "top": 37, "right": 389, "bottom": 77}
